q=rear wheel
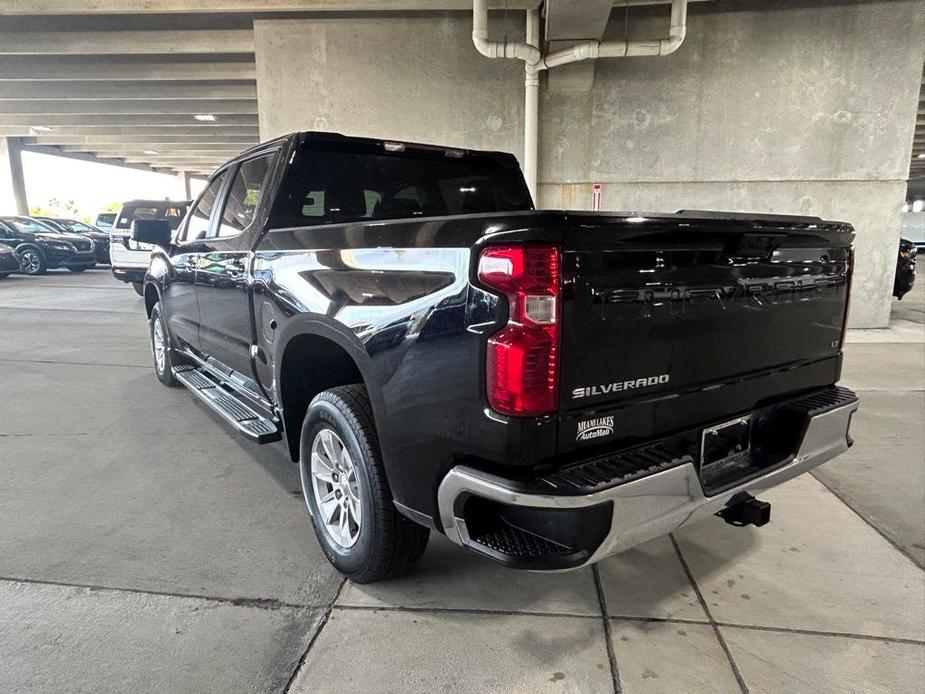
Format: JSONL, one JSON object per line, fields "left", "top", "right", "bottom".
{"left": 18, "top": 247, "right": 46, "bottom": 275}
{"left": 149, "top": 303, "right": 178, "bottom": 387}
{"left": 300, "top": 385, "right": 429, "bottom": 583}
{"left": 131, "top": 282, "right": 144, "bottom": 297}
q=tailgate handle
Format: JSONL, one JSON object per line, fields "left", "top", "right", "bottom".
{"left": 726, "top": 233, "right": 784, "bottom": 258}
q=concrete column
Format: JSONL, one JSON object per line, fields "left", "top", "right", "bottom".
{"left": 0, "top": 137, "right": 29, "bottom": 215}
{"left": 178, "top": 171, "right": 192, "bottom": 200}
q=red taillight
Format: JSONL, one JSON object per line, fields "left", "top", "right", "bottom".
{"left": 478, "top": 245, "right": 560, "bottom": 416}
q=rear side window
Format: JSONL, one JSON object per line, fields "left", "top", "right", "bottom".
{"left": 181, "top": 174, "right": 226, "bottom": 242}
{"left": 272, "top": 145, "right": 532, "bottom": 227}
{"left": 117, "top": 204, "right": 187, "bottom": 230}
{"left": 217, "top": 154, "right": 273, "bottom": 238}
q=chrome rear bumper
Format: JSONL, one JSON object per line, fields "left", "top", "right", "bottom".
{"left": 438, "top": 393, "right": 858, "bottom": 569}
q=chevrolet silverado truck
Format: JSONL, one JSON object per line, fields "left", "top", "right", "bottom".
{"left": 135, "top": 132, "right": 859, "bottom": 583}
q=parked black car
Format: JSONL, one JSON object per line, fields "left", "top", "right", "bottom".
{"left": 0, "top": 216, "right": 96, "bottom": 275}
{"left": 34, "top": 217, "right": 111, "bottom": 265}
{"left": 0, "top": 243, "right": 20, "bottom": 278}
{"left": 137, "top": 132, "right": 859, "bottom": 583}
{"left": 894, "top": 238, "right": 917, "bottom": 300}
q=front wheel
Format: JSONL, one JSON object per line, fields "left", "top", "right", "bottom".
{"left": 18, "top": 247, "right": 46, "bottom": 275}
{"left": 300, "top": 385, "right": 429, "bottom": 583}
{"left": 149, "top": 303, "right": 178, "bottom": 387}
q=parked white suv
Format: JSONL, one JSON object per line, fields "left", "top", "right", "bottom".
{"left": 110, "top": 199, "right": 189, "bottom": 295}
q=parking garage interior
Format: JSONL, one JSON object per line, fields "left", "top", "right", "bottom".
{"left": 0, "top": 1, "right": 923, "bottom": 693}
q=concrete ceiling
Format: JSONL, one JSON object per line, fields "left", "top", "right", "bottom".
{"left": 0, "top": 1, "right": 646, "bottom": 176}
{"left": 0, "top": 1, "right": 700, "bottom": 176}
{"left": 544, "top": 0, "right": 615, "bottom": 41}
{"left": 0, "top": 10, "right": 261, "bottom": 177}
{"left": 2, "top": 0, "right": 916, "bottom": 192}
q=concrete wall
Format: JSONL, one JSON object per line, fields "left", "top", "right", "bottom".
{"left": 254, "top": 14, "right": 525, "bottom": 157}
{"left": 255, "top": 0, "right": 925, "bottom": 327}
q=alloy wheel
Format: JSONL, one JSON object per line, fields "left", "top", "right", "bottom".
{"left": 309, "top": 428, "right": 362, "bottom": 549}
{"left": 20, "top": 250, "right": 40, "bottom": 274}
{"left": 152, "top": 316, "right": 166, "bottom": 373}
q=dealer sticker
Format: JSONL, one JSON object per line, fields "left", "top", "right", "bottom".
{"left": 576, "top": 415, "right": 614, "bottom": 442}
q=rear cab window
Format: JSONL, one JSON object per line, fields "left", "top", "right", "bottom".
{"left": 116, "top": 203, "right": 188, "bottom": 231}
{"left": 270, "top": 140, "right": 532, "bottom": 228}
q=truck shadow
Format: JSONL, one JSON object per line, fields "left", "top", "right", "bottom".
{"left": 188, "top": 398, "right": 302, "bottom": 495}
{"left": 190, "top": 399, "right": 758, "bottom": 619}
{"left": 340, "top": 528, "right": 757, "bottom": 620}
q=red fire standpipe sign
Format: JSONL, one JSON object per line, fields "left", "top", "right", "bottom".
{"left": 592, "top": 183, "right": 602, "bottom": 211}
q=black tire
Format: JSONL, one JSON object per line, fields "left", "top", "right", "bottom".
{"left": 300, "top": 385, "right": 429, "bottom": 583}
{"left": 132, "top": 282, "right": 144, "bottom": 297}
{"left": 149, "top": 303, "right": 179, "bottom": 387}
{"left": 18, "top": 246, "right": 46, "bottom": 275}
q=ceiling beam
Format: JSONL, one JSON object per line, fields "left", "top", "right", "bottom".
{"left": 22, "top": 143, "right": 177, "bottom": 175}
{"left": 545, "top": 0, "right": 615, "bottom": 41}
{"left": 63, "top": 143, "right": 246, "bottom": 153}
{"left": 0, "top": 1, "right": 692, "bottom": 14}
{"left": 0, "top": 56, "right": 256, "bottom": 81}
{"left": 0, "top": 1, "right": 533, "bottom": 14}
{"left": 123, "top": 154, "right": 228, "bottom": 161}
{"left": 122, "top": 156, "right": 236, "bottom": 167}
{"left": 0, "top": 125, "right": 259, "bottom": 137}
{"left": 0, "top": 81, "right": 256, "bottom": 100}
{"left": 0, "top": 114, "right": 257, "bottom": 127}
{"left": 0, "top": 29, "right": 254, "bottom": 55}
{"left": 0, "top": 100, "right": 257, "bottom": 116}
{"left": 85, "top": 151, "right": 243, "bottom": 163}
{"left": 125, "top": 160, "right": 222, "bottom": 171}
{"left": 33, "top": 134, "right": 258, "bottom": 145}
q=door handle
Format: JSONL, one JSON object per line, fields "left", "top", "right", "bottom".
{"left": 227, "top": 259, "right": 246, "bottom": 277}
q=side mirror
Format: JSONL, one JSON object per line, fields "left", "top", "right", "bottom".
{"left": 131, "top": 219, "right": 173, "bottom": 248}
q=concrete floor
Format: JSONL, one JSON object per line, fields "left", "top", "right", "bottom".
{"left": 0, "top": 270, "right": 922, "bottom": 693}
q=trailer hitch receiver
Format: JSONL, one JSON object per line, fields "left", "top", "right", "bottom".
{"left": 717, "top": 492, "right": 771, "bottom": 528}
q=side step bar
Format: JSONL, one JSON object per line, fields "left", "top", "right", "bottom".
{"left": 174, "top": 365, "right": 282, "bottom": 444}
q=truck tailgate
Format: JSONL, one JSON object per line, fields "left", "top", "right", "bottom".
{"left": 558, "top": 212, "right": 853, "bottom": 457}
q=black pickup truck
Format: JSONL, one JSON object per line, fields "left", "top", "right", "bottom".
{"left": 135, "top": 132, "right": 859, "bottom": 583}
